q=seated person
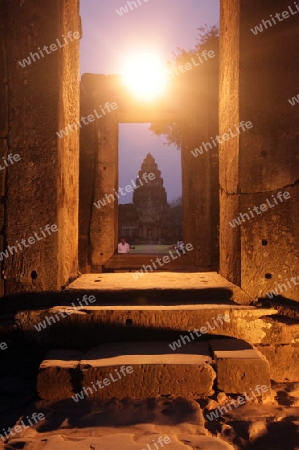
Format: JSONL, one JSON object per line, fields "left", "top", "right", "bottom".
{"left": 118, "top": 236, "right": 130, "bottom": 253}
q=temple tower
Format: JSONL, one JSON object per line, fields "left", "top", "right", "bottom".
{"left": 132, "top": 154, "right": 170, "bottom": 243}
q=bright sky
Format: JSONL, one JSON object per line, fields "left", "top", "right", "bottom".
{"left": 80, "top": 0, "right": 219, "bottom": 203}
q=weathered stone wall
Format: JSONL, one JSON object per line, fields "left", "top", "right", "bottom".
{"left": 220, "top": 0, "right": 299, "bottom": 300}
{"left": 2, "top": 0, "right": 80, "bottom": 293}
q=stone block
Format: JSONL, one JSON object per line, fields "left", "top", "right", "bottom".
{"left": 240, "top": 186, "right": 299, "bottom": 302}
{"left": 256, "top": 344, "right": 299, "bottom": 382}
{"left": 79, "top": 342, "right": 216, "bottom": 400}
{"left": 80, "top": 363, "right": 216, "bottom": 400}
{"left": 261, "top": 316, "right": 299, "bottom": 346}
{"left": 210, "top": 339, "right": 270, "bottom": 394}
{"left": 37, "top": 343, "right": 216, "bottom": 401}
{"left": 37, "top": 349, "right": 82, "bottom": 401}
{"left": 14, "top": 302, "right": 288, "bottom": 349}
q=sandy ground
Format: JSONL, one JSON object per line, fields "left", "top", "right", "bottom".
{"left": 1, "top": 383, "right": 298, "bottom": 450}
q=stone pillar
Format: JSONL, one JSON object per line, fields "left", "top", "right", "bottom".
{"left": 90, "top": 104, "right": 118, "bottom": 271}
{"left": 79, "top": 76, "right": 98, "bottom": 273}
{"left": 3, "top": 0, "right": 80, "bottom": 293}
{"left": 79, "top": 75, "right": 119, "bottom": 272}
{"left": 220, "top": 0, "right": 299, "bottom": 300}
{"left": 182, "top": 133, "right": 211, "bottom": 267}
{"left": 219, "top": 0, "right": 241, "bottom": 285}
{"left": 181, "top": 81, "right": 213, "bottom": 268}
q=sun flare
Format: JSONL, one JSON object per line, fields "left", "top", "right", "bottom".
{"left": 121, "top": 54, "right": 169, "bottom": 101}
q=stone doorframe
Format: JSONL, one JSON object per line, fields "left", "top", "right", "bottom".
{"left": 79, "top": 74, "right": 217, "bottom": 273}
{"left": 3, "top": 0, "right": 298, "bottom": 301}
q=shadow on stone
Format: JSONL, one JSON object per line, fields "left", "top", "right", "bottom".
{"left": 0, "top": 287, "right": 238, "bottom": 314}
{"left": 243, "top": 419, "right": 298, "bottom": 450}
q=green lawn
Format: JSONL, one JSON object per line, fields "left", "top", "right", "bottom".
{"left": 129, "top": 244, "right": 173, "bottom": 254}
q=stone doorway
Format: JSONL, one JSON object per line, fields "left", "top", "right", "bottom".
{"left": 79, "top": 74, "right": 219, "bottom": 273}
{"left": 1, "top": 0, "right": 297, "bottom": 303}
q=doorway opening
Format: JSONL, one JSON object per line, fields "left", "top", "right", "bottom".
{"left": 78, "top": 0, "right": 220, "bottom": 273}
{"left": 118, "top": 123, "right": 182, "bottom": 255}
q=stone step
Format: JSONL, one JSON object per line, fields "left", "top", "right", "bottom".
{"left": 102, "top": 253, "right": 199, "bottom": 271}
{"left": 37, "top": 342, "right": 216, "bottom": 401}
{"left": 11, "top": 304, "right": 289, "bottom": 349}
{"left": 3, "top": 305, "right": 296, "bottom": 382}
{"left": 1, "top": 272, "right": 297, "bottom": 383}
{"left": 0, "top": 272, "right": 254, "bottom": 314}
{"left": 4, "top": 301, "right": 297, "bottom": 347}
{"left": 37, "top": 339, "right": 271, "bottom": 401}
{"left": 66, "top": 273, "right": 253, "bottom": 306}
{"left": 209, "top": 339, "right": 271, "bottom": 394}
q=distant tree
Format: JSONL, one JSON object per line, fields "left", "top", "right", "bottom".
{"left": 150, "top": 24, "right": 219, "bottom": 149}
